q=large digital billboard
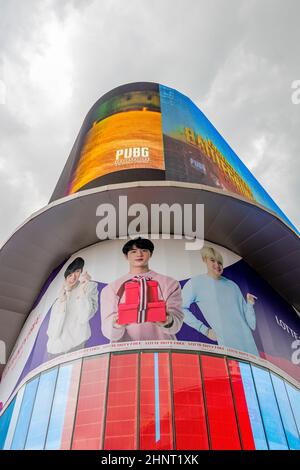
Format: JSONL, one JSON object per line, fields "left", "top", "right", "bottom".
{"left": 68, "top": 84, "right": 165, "bottom": 193}
{"left": 0, "top": 239, "right": 299, "bottom": 409}
{"left": 50, "top": 83, "right": 298, "bottom": 233}
{"left": 159, "top": 84, "right": 296, "bottom": 230}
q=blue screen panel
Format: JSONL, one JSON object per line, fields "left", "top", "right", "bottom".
{"left": 3, "top": 386, "right": 25, "bottom": 450}
{"left": 0, "top": 397, "right": 16, "bottom": 450}
{"left": 24, "top": 368, "right": 58, "bottom": 450}
{"left": 11, "top": 377, "right": 39, "bottom": 450}
{"left": 285, "top": 383, "right": 300, "bottom": 437}
{"left": 45, "top": 363, "right": 73, "bottom": 450}
{"left": 271, "top": 374, "right": 300, "bottom": 450}
{"left": 239, "top": 362, "right": 268, "bottom": 450}
{"left": 251, "top": 366, "right": 288, "bottom": 450}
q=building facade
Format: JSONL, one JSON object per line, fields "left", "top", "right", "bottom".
{"left": 0, "top": 83, "right": 299, "bottom": 450}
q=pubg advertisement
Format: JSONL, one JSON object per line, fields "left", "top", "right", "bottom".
{"left": 66, "top": 82, "right": 165, "bottom": 194}
{"left": 51, "top": 82, "right": 297, "bottom": 232}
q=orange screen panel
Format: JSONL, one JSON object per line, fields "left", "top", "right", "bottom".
{"left": 69, "top": 110, "right": 165, "bottom": 194}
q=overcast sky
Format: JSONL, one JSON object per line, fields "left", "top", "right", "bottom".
{"left": 0, "top": 0, "right": 299, "bottom": 244}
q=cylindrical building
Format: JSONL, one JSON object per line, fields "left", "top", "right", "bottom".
{"left": 0, "top": 83, "right": 299, "bottom": 450}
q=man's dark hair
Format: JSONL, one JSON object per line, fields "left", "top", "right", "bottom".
{"left": 64, "top": 257, "right": 85, "bottom": 278}
{"left": 122, "top": 237, "right": 154, "bottom": 256}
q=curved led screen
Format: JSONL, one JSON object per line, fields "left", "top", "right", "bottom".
{"left": 50, "top": 82, "right": 298, "bottom": 233}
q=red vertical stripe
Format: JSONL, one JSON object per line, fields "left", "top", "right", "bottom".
{"left": 140, "top": 353, "right": 173, "bottom": 450}
{"left": 104, "top": 354, "right": 138, "bottom": 450}
{"left": 172, "top": 353, "right": 209, "bottom": 450}
{"left": 72, "top": 355, "right": 108, "bottom": 450}
{"left": 201, "top": 355, "right": 241, "bottom": 449}
{"left": 228, "top": 360, "right": 255, "bottom": 450}
{"left": 60, "top": 360, "right": 81, "bottom": 450}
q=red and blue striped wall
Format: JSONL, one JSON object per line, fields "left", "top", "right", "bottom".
{"left": 0, "top": 351, "right": 299, "bottom": 450}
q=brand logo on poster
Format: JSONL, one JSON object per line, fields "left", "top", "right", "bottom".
{"left": 115, "top": 147, "right": 150, "bottom": 166}
{"left": 189, "top": 157, "right": 207, "bottom": 175}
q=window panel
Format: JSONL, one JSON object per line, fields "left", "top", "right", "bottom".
{"left": 59, "top": 360, "right": 82, "bottom": 450}
{"left": 104, "top": 354, "right": 138, "bottom": 450}
{"left": 201, "top": 355, "right": 240, "bottom": 449}
{"left": 72, "top": 355, "right": 108, "bottom": 450}
{"left": 228, "top": 360, "right": 255, "bottom": 450}
{"left": 140, "top": 353, "right": 173, "bottom": 450}
{"left": 285, "top": 383, "right": 300, "bottom": 439}
{"left": 45, "top": 362, "right": 79, "bottom": 450}
{"left": 251, "top": 366, "right": 288, "bottom": 450}
{"left": 172, "top": 353, "right": 208, "bottom": 450}
{"left": 3, "top": 387, "right": 25, "bottom": 450}
{"left": 24, "top": 368, "right": 58, "bottom": 450}
{"left": 239, "top": 362, "right": 268, "bottom": 450}
{"left": 0, "top": 397, "right": 16, "bottom": 450}
{"left": 271, "top": 374, "right": 300, "bottom": 450}
{"left": 11, "top": 377, "right": 39, "bottom": 450}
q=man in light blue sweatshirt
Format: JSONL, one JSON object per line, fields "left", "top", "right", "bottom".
{"left": 182, "top": 246, "right": 259, "bottom": 356}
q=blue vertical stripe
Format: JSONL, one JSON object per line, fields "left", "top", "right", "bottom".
{"left": 271, "top": 374, "right": 300, "bottom": 450}
{"left": 11, "top": 377, "right": 39, "bottom": 450}
{"left": 251, "top": 366, "right": 288, "bottom": 450}
{"left": 154, "top": 353, "right": 160, "bottom": 443}
{"left": 285, "top": 383, "right": 300, "bottom": 437}
{"left": 239, "top": 362, "right": 268, "bottom": 450}
{"left": 25, "top": 368, "right": 58, "bottom": 450}
{"left": 45, "top": 363, "right": 73, "bottom": 450}
{"left": 0, "top": 398, "right": 16, "bottom": 450}
{"left": 3, "top": 386, "right": 25, "bottom": 450}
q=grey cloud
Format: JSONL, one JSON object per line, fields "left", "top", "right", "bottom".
{"left": 0, "top": 0, "right": 299, "bottom": 244}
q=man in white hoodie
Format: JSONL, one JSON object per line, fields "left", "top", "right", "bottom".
{"left": 47, "top": 257, "right": 98, "bottom": 355}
